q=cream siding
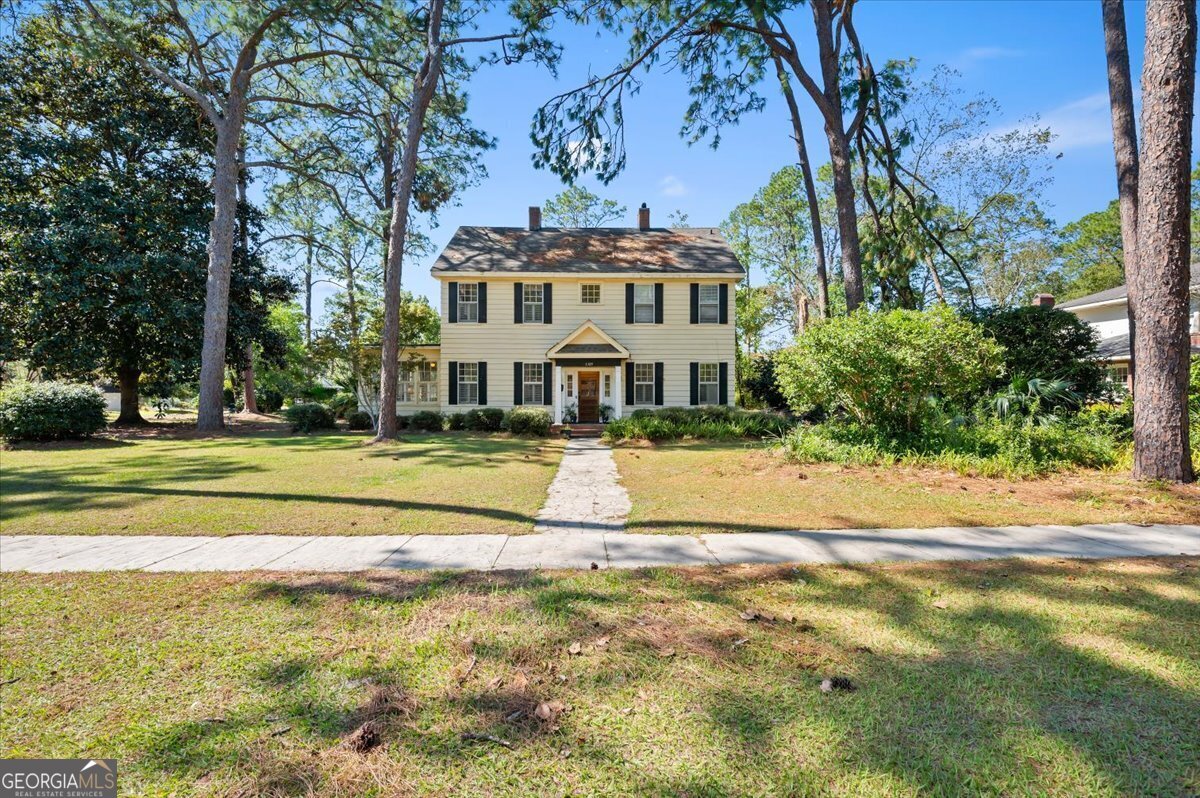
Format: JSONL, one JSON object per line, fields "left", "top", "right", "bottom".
{"left": 437, "top": 276, "right": 737, "bottom": 413}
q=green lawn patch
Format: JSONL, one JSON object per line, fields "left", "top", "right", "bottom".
{"left": 614, "top": 442, "right": 1200, "bottom": 535}
{"left": 2, "top": 558, "right": 1197, "bottom": 796}
{"left": 1, "top": 430, "right": 564, "bottom": 536}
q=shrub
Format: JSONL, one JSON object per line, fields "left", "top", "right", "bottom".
{"left": 257, "top": 387, "right": 284, "bottom": 414}
{"left": 969, "top": 305, "right": 1107, "bottom": 403}
{"left": 603, "top": 407, "right": 793, "bottom": 442}
{"left": 504, "top": 407, "right": 552, "bottom": 435}
{"left": 779, "top": 415, "right": 1119, "bottom": 479}
{"left": 394, "top": 414, "right": 411, "bottom": 431}
{"left": 285, "top": 402, "right": 336, "bottom": 433}
{"left": 775, "top": 307, "right": 1004, "bottom": 434}
{"left": 347, "top": 411, "right": 373, "bottom": 431}
{"left": 409, "top": 410, "right": 444, "bottom": 432}
{"left": 739, "top": 353, "right": 789, "bottom": 411}
{"left": 0, "top": 381, "right": 107, "bottom": 441}
{"left": 465, "top": 407, "right": 504, "bottom": 432}
{"left": 327, "top": 392, "right": 358, "bottom": 419}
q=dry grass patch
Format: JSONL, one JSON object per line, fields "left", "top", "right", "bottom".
{"left": 1, "top": 429, "right": 564, "bottom": 536}
{"left": 2, "top": 558, "right": 1198, "bottom": 796}
{"left": 614, "top": 441, "right": 1200, "bottom": 534}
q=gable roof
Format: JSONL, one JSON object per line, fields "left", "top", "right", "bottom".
{"left": 430, "top": 226, "right": 745, "bottom": 276}
{"left": 546, "top": 320, "right": 630, "bottom": 359}
{"left": 1058, "top": 264, "right": 1200, "bottom": 310}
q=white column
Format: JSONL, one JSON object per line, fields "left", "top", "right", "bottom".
{"left": 553, "top": 364, "right": 563, "bottom": 424}
{"left": 612, "top": 364, "right": 622, "bottom": 419}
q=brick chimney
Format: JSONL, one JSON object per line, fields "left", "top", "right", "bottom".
{"left": 638, "top": 203, "right": 650, "bottom": 231}
{"left": 1191, "top": 331, "right": 1200, "bottom": 348}
{"left": 528, "top": 206, "right": 541, "bottom": 231}
{"left": 1032, "top": 293, "right": 1055, "bottom": 309}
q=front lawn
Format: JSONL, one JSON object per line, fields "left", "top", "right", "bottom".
{"left": 2, "top": 558, "right": 1197, "bottom": 796}
{"left": 614, "top": 442, "right": 1200, "bottom": 535}
{"left": 1, "top": 429, "right": 564, "bottom": 536}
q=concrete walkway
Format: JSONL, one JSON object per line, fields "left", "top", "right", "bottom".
{"left": 2, "top": 523, "right": 1197, "bottom": 573}
{"left": 533, "top": 437, "right": 631, "bottom": 534}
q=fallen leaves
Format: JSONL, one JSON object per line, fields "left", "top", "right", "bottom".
{"left": 534, "top": 699, "right": 567, "bottom": 722}
{"left": 567, "top": 642, "right": 582, "bottom": 656}
{"left": 344, "top": 720, "right": 382, "bottom": 752}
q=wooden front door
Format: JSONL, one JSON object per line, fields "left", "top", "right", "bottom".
{"left": 578, "top": 371, "right": 600, "bottom": 423}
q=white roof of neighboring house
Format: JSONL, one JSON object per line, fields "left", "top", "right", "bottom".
{"left": 1058, "top": 264, "right": 1200, "bottom": 311}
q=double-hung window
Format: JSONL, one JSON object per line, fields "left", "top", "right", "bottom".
{"left": 633, "top": 284, "right": 655, "bottom": 323}
{"left": 698, "top": 284, "right": 720, "bottom": 323}
{"left": 458, "top": 283, "right": 479, "bottom": 322}
{"left": 399, "top": 362, "right": 438, "bottom": 403}
{"left": 522, "top": 363, "right": 544, "bottom": 404}
{"left": 458, "top": 362, "right": 479, "bottom": 405}
{"left": 697, "top": 363, "right": 720, "bottom": 405}
{"left": 634, "top": 363, "right": 655, "bottom": 405}
{"left": 523, "top": 283, "right": 544, "bottom": 323}
{"left": 581, "top": 284, "right": 601, "bottom": 304}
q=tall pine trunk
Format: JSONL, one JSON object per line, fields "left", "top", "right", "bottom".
{"left": 773, "top": 54, "right": 829, "bottom": 318}
{"left": 1102, "top": 0, "right": 1140, "bottom": 386}
{"left": 236, "top": 143, "right": 257, "bottom": 415}
{"left": 1129, "top": 0, "right": 1196, "bottom": 482}
{"left": 810, "top": 0, "right": 865, "bottom": 312}
{"left": 374, "top": 0, "right": 445, "bottom": 441}
{"left": 115, "top": 364, "right": 144, "bottom": 425}
{"left": 195, "top": 98, "right": 247, "bottom": 431}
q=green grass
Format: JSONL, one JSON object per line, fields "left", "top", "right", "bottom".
{"left": 1, "top": 430, "right": 564, "bottom": 536}
{"left": 614, "top": 441, "right": 1200, "bottom": 535}
{"left": 2, "top": 558, "right": 1198, "bottom": 796}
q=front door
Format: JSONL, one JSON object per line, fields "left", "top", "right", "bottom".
{"left": 578, "top": 371, "right": 600, "bottom": 423}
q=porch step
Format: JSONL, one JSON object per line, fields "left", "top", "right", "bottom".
{"left": 551, "top": 423, "right": 606, "bottom": 438}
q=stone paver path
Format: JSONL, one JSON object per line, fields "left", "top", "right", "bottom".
{"left": 2, "top": 524, "right": 1197, "bottom": 573}
{"left": 533, "top": 437, "right": 631, "bottom": 534}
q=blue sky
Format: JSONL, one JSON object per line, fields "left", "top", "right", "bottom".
{"left": 327, "top": 1, "right": 1196, "bottom": 313}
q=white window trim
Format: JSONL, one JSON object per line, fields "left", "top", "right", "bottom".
{"left": 399, "top": 362, "right": 438, "bottom": 404}
{"left": 458, "top": 283, "right": 479, "bottom": 323}
{"left": 634, "top": 363, "right": 655, "bottom": 405}
{"left": 698, "top": 362, "right": 719, "bottom": 405}
{"left": 523, "top": 363, "right": 544, "bottom": 404}
{"left": 458, "top": 362, "right": 479, "bottom": 405}
{"left": 523, "top": 283, "right": 544, "bottom": 323}
{"left": 581, "top": 283, "right": 601, "bottom": 304}
{"left": 698, "top": 284, "right": 720, "bottom": 324}
{"left": 633, "top": 284, "right": 655, "bottom": 324}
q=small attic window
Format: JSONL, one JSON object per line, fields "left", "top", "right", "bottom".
{"left": 581, "top": 284, "right": 600, "bottom": 304}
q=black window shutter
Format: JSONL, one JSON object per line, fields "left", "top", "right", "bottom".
{"left": 513, "top": 282, "right": 523, "bottom": 324}
{"left": 625, "top": 283, "right": 634, "bottom": 324}
{"left": 543, "top": 283, "right": 553, "bottom": 324}
{"left": 513, "top": 361, "right": 523, "bottom": 405}
{"left": 543, "top": 361, "right": 553, "bottom": 405}
{"left": 654, "top": 283, "right": 664, "bottom": 324}
{"left": 654, "top": 362, "right": 664, "bottom": 406}
{"left": 625, "top": 362, "right": 635, "bottom": 405}
{"left": 478, "top": 362, "right": 487, "bottom": 405}
{"left": 448, "top": 282, "right": 458, "bottom": 323}
{"left": 719, "top": 283, "right": 729, "bottom": 324}
{"left": 689, "top": 362, "right": 699, "bottom": 406}
{"left": 448, "top": 361, "right": 458, "bottom": 405}
{"left": 477, "top": 282, "right": 487, "bottom": 323}
{"left": 690, "top": 283, "right": 699, "bottom": 324}
{"left": 719, "top": 362, "right": 729, "bottom": 405}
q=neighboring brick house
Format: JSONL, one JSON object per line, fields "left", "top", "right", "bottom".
{"left": 1055, "top": 267, "right": 1200, "bottom": 390}
{"left": 394, "top": 205, "right": 745, "bottom": 423}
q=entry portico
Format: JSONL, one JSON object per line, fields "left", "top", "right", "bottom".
{"left": 546, "top": 320, "right": 630, "bottom": 424}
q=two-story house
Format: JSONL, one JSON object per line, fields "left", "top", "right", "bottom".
{"left": 1056, "top": 266, "right": 1200, "bottom": 389}
{"left": 393, "top": 205, "right": 745, "bottom": 424}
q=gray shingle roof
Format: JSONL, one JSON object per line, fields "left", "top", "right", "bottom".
{"left": 430, "top": 226, "right": 745, "bottom": 276}
{"left": 557, "top": 343, "right": 620, "bottom": 354}
{"left": 1096, "top": 332, "right": 1200, "bottom": 360}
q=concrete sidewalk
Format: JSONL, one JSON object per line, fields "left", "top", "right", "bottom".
{"left": 2, "top": 523, "right": 1197, "bottom": 573}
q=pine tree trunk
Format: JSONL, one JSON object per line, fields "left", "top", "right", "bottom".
{"left": 374, "top": 0, "right": 445, "bottom": 441}
{"left": 115, "top": 364, "right": 145, "bottom": 425}
{"left": 773, "top": 55, "right": 829, "bottom": 318}
{"left": 810, "top": 0, "right": 865, "bottom": 312}
{"left": 241, "top": 343, "right": 258, "bottom": 414}
{"left": 1130, "top": 0, "right": 1196, "bottom": 482}
{"left": 1103, "top": 0, "right": 1140, "bottom": 387}
{"left": 195, "top": 106, "right": 246, "bottom": 432}
{"left": 304, "top": 239, "right": 314, "bottom": 348}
